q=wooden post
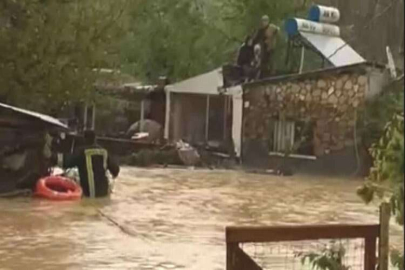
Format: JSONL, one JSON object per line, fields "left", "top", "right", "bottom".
{"left": 223, "top": 96, "right": 228, "bottom": 140}
{"left": 226, "top": 243, "right": 262, "bottom": 270}
{"left": 364, "top": 236, "right": 377, "bottom": 270}
{"left": 164, "top": 90, "right": 171, "bottom": 140}
{"left": 226, "top": 243, "right": 237, "bottom": 270}
{"left": 140, "top": 100, "right": 145, "bottom": 132}
{"left": 379, "top": 202, "right": 391, "bottom": 270}
{"left": 205, "top": 95, "right": 210, "bottom": 141}
{"left": 299, "top": 46, "right": 305, "bottom": 74}
{"left": 285, "top": 38, "right": 291, "bottom": 66}
{"left": 83, "top": 103, "right": 88, "bottom": 130}
{"left": 91, "top": 103, "right": 96, "bottom": 130}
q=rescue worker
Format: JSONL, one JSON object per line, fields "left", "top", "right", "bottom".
{"left": 54, "top": 130, "right": 120, "bottom": 198}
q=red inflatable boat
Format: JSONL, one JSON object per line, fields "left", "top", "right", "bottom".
{"left": 35, "top": 176, "right": 82, "bottom": 201}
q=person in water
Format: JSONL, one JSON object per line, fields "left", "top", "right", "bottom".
{"left": 54, "top": 130, "right": 120, "bottom": 198}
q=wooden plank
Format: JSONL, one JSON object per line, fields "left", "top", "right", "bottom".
{"left": 226, "top": 243, "right": 237, "bottom": 270}
{"left": 92, "top": 104, "right": 96, "bottom": 130}
{"left": 140, "top": 100, "right": 145, "bottom": 132}
{"left": 364, "top": 236, "right": 377, "bottom": 270}
{"left": 223, "top": 96, "right": 228, "bottom": 140}
{"left": 83, "top": 104, "right": 88, "bottom": 130}
{"left": 205, "top": 95, "right": 210, "bottom": 141}
{"left": 97, "top": 136, "right": 156, "bottom": 146}
{"left": 226, "top": 224, "right": 380, "bottom": 243}
{"left": 227, "top": 243, "right": 262, "bottom": 270}
{"left": 378, "top": 203, "right": 391, "bottom": 270}
{"left": 268, "top": 152, "right": 317, "bottom": 160}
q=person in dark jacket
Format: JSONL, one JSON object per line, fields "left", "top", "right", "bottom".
{"left": 55, "top": 130, "right": 120, "bottom": 198}
{"left": 236, "top": 35, "right": 255, "bottom": 81}
{"left": 236, "top": 35, "right": 254, "bottom": 67}
{"left": 252, "top": 15, "right": 280, "bottom": 78}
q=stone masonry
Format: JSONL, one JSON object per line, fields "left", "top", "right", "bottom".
{"left": 243, "top": 71, "right": 369, "bottom": 156}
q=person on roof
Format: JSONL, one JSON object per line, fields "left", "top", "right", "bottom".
{"left": 236, "top": 35, "right": 255, "bottom": 81}
{"left": 54, "top": 130, "right": 120, "bottom": 198}
{"left": 253, "top": 15, "right": 280, "bottom": 78}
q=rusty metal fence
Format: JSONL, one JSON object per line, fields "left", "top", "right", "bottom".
{"left": 226, "top": 224, "right": 380, "bottom": 270}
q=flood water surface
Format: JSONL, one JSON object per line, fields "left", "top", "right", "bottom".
{"left": 0, "top": 167, "right": 403, "bottom": 269}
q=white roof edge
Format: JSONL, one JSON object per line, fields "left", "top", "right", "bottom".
{"left": 166, "top": 68, "right": 224, "bottom": 95}
{"left": 169, "top": 68, "right": 222, "bottom": 87}
{"left": 0, "top": 102, "right": 68, "bottom": 129}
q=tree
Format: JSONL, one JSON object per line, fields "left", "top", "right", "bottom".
{"left": 298, "top": 242, "right": 349, "bottom": 270}
{"left": 357, "top": 108, "right": 404, "bottom": 269}
{"left": 0, "top": 0, "right": 127, "bottom": 114}
{"left": 120, "top": 0, "right": 231, "bottom": 83}
{"left": 357, "top": 112, "right": 404, "bottom": 222}
{"left": 120, "top": 0, "right": 308, "bottom": 83}
{"left": 359, "top": 80, "right": 404, "bottom": 150}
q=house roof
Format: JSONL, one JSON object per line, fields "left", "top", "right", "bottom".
{"left": 94, "top": 69, "right": 167, "bottom": 100}
{"left": 95, "top": 83, "right": 161, "bottom": 100}
{"left": 166, "top": 68, "right": 224, "bottom": 95}
{"left": 243, "top": 62, "right": 388, "bottom": 88}
{"left": 0, "top": 102, "right": 68, "bottom": 129}
{"left": 94, "top": 69, "right": 139, "bottom": 89}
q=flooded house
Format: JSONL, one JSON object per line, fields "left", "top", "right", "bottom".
{"left": 57, "top": 71, "right": 168, "bottom": 156}
{"left": 208, "top": 6, "right": 400, "bottom": 175}
{"left": 93, "top": 70, "right": 167, "bottom": 138}
{"left": 224, "top": 6, "right": 397, "bottom": 175}
{"left": 241, "top": 62, "right": 391, "bottom": 175}
{"left": 164, "top": 68, "right": 243, "bottom": 156}
{"left": 0, "top": 102, "right": 68, "bottom": 196}
{"left": 95, "top": 81, "right": 167, "bottom": 138}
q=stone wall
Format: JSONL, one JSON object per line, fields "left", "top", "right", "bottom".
{"left": 243, "top": 71, "right": 369, "bottom": 157}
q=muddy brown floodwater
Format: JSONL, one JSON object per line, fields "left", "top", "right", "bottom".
{"left": 0, "top": 167, "right": 403, "bottom": 270}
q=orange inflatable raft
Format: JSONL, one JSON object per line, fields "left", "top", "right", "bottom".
{"left": 35, "top": 176, "right": 82, "bottom": 201}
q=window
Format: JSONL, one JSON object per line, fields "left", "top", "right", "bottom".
{"left": 273, "top": 120, "right": 295, "bottom": 153}
{"left": 270, "top": 119, "right": 315, "bottom": 158}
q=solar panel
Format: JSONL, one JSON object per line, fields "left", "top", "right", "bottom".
{"left": 299, "top": 31, "right": 366, "bottom": 67}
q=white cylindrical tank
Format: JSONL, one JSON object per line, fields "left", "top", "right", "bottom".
{"left": 308, "top": 5, "right": 340, "bottom": 23}
{"left": 285, "top": 18, "right": 340, "bottom": 37}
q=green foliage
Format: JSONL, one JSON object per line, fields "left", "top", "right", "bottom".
{"left": 358, "top": 113, "right": 404, "bottom": 225}
{"left": 391, "top": 249, "right": 404, "bottom": 270}
{"left": 0, "top": 0, "right": 311, "bottom": 113}
{"left": 360, "top": 83, "right": 404, "bottom": 148}
{"left": 121, "top": 0, "right": 231, "bottom": 82}
{"left": 298, "top": 242, "right": 349, "bottom": 270}
{"left": 0, "top": 0, "right": 127, "bottom": 113}
{"left": 120, "top": 0, "right": 309, "bottom": 83}
{"left": 357, "top": 81, "right": 404, "bottom": 270}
